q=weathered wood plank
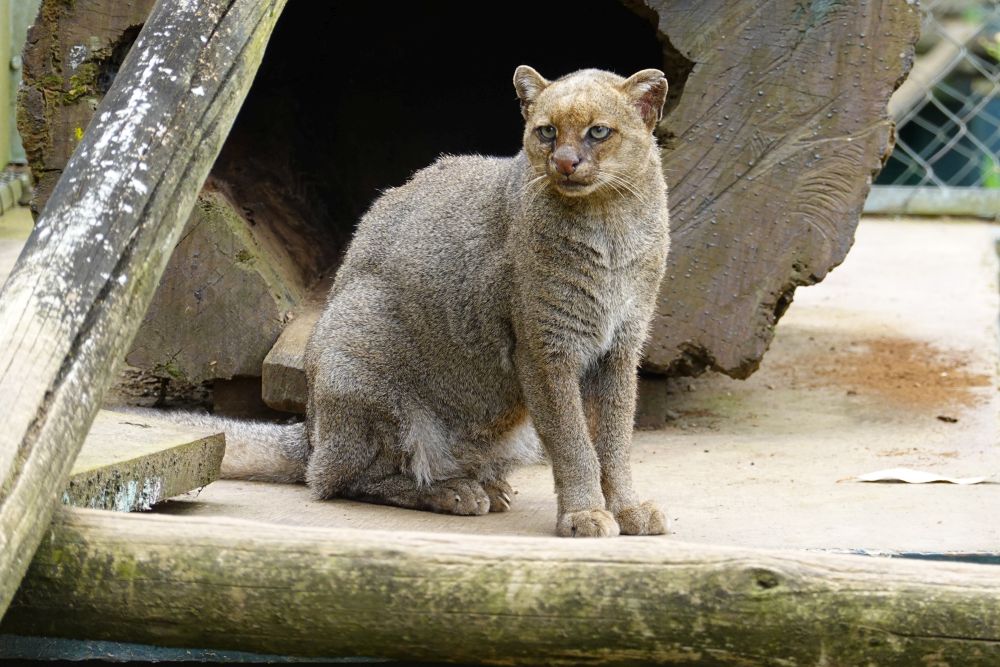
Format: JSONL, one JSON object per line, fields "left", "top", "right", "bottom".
{"left": 261, "top": 298, "right": 322, "bottom": 413}
{"left": 0, "top": 0, "right": 287, "bottom": 618}
{"left": 645, "top": 0, "right": 920, "bottom": 376}
{"left": 4, "top": 509, "right": 1000, "bottom": 665}
{"left": 64, "top": 410, "right": 223, "bottom": 512}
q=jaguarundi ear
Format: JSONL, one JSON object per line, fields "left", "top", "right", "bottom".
{"left": 513, "top": 65, "right": 550, "bottom": 119}
{"left": 622, "top": 69, "right": 668, "bottom": 130}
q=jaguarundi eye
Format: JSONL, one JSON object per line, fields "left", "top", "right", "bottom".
{"left": 537, "top": 125, "right": 557, "bottom": 140}
{"left": 588, "top": 126, "right": 612, "bottom": 140}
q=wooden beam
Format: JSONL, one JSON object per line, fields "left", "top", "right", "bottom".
{"left": 0, "top": 0, "right": 286, "bottom": 618}
{"left": 65, "top": 410, "right": 224, "bottom": 512}
{"left": 261, "top": 298, "right": 322, "bottom": 413}
{"left": 4, "top": 508, "right": 1000, "bottom": 665}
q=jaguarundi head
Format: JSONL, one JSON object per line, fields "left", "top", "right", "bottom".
{"left": 513, "top": 66, "right": 667, "bottom": 199}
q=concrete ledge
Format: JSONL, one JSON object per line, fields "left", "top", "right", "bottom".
{"left": 864, "top": 185, "right": 1000, "bottom": 219}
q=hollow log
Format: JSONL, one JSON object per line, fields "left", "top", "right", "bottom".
{"left": 646, "top": 0, "right": 920, "bottom": 376}
{"left": 5, "top": 508, "right": 1000, "bottom": 665}
{"left": 20, "top": 1, "right": 920, "bottom": 391}
{"left": 0, "top": 0, "right": 286, "bottom": 618}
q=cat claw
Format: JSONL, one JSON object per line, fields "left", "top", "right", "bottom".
{"left": 483, "top": 479, "right": 514, "bottom": 513}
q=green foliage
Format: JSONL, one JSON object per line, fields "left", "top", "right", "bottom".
{"left": 983, "top": 156, "right": 1000, "bottom": 189}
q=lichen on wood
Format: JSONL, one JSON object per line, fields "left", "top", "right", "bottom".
{"left": 62, "top": 411, "right": 224, "bottom": 512}
{"left": 4, "top": 509, "right": 1000, "bottom": 665}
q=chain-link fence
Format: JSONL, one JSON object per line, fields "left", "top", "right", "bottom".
{"left": 866, "top": 0, "right": 1000, "bottom": 217}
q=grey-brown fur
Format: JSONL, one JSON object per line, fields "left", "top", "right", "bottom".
{"left": 146, "top": 67, "right": 670, "bottom": 537}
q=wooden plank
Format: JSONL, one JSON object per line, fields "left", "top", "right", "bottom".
{"left": 261, "top": 298, "right": 322, "bottom": 413}
{"left": 4, "top": 508, "right": 1000, "bottom": 665}
{"left": 0, "top": 0, "right": 287, "bottom": 619}
{"left": 64, "top": 410, "right": 223, "bottom": 512}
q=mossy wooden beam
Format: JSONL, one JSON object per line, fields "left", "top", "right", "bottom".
{"left": 64, "top": 411, "right": 224, "bottom": 512}
{"left": 5, "top": 508, "right": 1000, "bottom": 665}
{"left": 0, "top": 0, "right": 286, "bottom": 618}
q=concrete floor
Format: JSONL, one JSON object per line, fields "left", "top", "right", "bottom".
{"left": 152, "top": 218, "right": 1000, "bottom": 554}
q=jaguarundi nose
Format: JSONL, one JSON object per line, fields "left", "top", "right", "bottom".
{"left": 552, "top": 146, "right": 580, "bottom": 176}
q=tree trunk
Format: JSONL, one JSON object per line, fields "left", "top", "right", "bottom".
{"left": 5, "top": 508, "right": 1000, "bottom": 665}
{"left": 0, "top": 0, "right": 286, "bottom": 618}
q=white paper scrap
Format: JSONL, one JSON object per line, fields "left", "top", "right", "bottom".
{"left": 856, "top": 467, "right": 987, "bottom": 485}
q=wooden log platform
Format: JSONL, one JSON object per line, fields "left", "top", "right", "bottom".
{"left": 64, "top": 410, "right": 223, "bottom": 512}
{"left": 3, "top": 508, "right": 999, "bottom": 665}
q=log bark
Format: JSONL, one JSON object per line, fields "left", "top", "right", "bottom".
{"left": 17, "top": 0, "right": 158, "bottom": 215}
{"left": 4, "top": 508, "right": 1000, "bottom": 665}
{"left": 0, "top": 0, "right": 286, "bottom": 619}
{"left": 645, "top": 0, "right": 920, "bottom": 376}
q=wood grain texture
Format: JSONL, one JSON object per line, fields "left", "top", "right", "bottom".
{"left": 127, "top": 190, "right": 305, "bottom": 383}
{"left": 0, "top": 0, "right": 286, "bottom": 618}
{"left": 5, "top": 508, "right": 1000, "bottom": 665}
{"left": 645, "top": 0, "right": 920, "bottom": 376}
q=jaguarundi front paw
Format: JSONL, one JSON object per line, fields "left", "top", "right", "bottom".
{"left": 556, "top": 508, "right": 620, "bottom": 537}
{"left": 615, "top": 500, "right": 668, "bottom": 535}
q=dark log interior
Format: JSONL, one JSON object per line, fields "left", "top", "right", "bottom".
{"left": 211, "top": 0, "right": 676, "bottom": 286}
